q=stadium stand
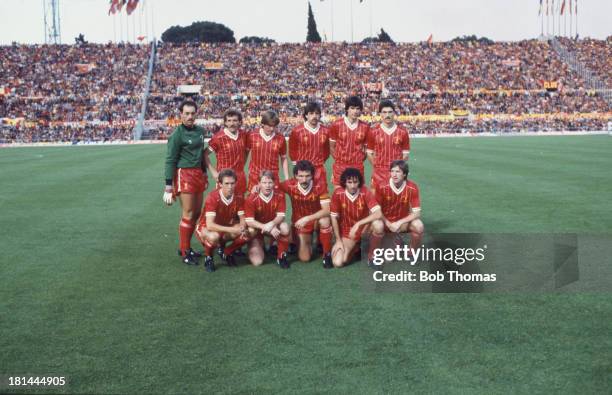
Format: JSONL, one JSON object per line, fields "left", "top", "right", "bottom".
{"left": 0, "top": 39, "right": 610, "bottom": 143}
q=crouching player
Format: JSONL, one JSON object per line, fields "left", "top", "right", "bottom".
{"left": 279, "top": 160, "right": 334, "bottom": 268}
{"left": 196, "top": 169, "right": 250, "bottom": 272}
{"left": 330, "top": 168, "right": 384, "bottom": 268}
{"left": 244, "top": 171, "right": 291, "bottom": 269}
{"left": 376, "top": 160, "right": 424, "bottom": 260}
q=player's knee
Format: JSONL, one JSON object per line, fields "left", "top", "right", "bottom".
{"left": 250, "top": 255, "right": 264, "bottom": 266}
{"left": 332, "top": 254, "right": 345, "bottom": 268}
{"left": 206, "top": 232, "right": 220, "bottom": 244}
{"left": 298, "top": 249, "right": 311, "bottom": 262}
{"left": 371, "top": 219, "right": 384, "bottom": 235}
{"left": 319, "top": 216, "right": 331, "bottom": 228}
{"left": 279, "top": 222, "right": 290, "bottom": 235}
{"left": 411, "top": 220, "right": 424, "bottom": 235}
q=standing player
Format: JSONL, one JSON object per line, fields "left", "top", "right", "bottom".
{"left": 366, "top": 100, "right": 410, "bottom": 191}
{"left": 246, "top": 110, "right": 289, "bottom": 190}
{"left": 279, "top": 160, "right": 334, "bottom": 268}
{"left": 244, "top": 171, "right": 291, "bottom": 269}
{"left": 288, "top": 102, "right": 330, "bottom": 190}
{"left": 163, "top": 99, "right": 208, "bottom": 265}
{"left": 196, "top": 169, "right": 250, "bottom": 272}
{"left": 376, "top": 160, "right": 424, "bottom": 254}
{"left": 330, "top": 168, "right": 384, "bottom": 268}
{"left": 205, "top": 108, "right": 248, "bottom": 195}
{"left": 329, "top": 96, "right": 369, "bottom": 188}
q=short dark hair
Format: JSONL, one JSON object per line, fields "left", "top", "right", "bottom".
{"left": 259, "top": 170, "right": 275, "bottom": 181}
{"left": 261, "top": 110, "right": 280, "bottom": 127}
{"left": 179, "top": 99, "right": 197, "bottom": 113}
{"left": 345, "top": 96, "right": 364, "bottom": 113}
{"left": 340, "top": 167, "right": 363, "bottom": 188}
{"left": 378, "top": 99, "right": 395, "bottom": 113}
{"left": 293, "top": 160, "right": 315, "bottom": 176}
{"left": 218, "top": 168, "right": 237, "bottom": 183}
{"left": 390, "top": 160, "right": 409, "bottom": 179}
{"left": 223, "top": 108, "right": 243, "bottom": 123}
{"left": 302, "top": 102, "right": 321, "bottom": 120}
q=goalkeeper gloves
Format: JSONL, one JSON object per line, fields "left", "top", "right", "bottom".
{"left": 163, "top": 185, "right": 174, "bottom": 206}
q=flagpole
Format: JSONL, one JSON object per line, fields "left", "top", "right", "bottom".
{"left": 132, "top": 9, "right": 136, "bottom": 43}
{"left": 546, "top": 0, "right": 549, "bottom": 36}
{"left": 540, "top": 2, "right": 543, "bottom": 37}
{"left": 330, "top": 0, "right": 334, "bottom": 42}
{"left": 350, "top": 0, "right": 354, "bottom": 43}
{"left": 575, "top": 0, "right": 578, "bottom": 39}
{"left": 369, "top": 0, "right": 373, "bottom": 39}
{"left": 145, "top": 0, "right": 149, "bottom": 42}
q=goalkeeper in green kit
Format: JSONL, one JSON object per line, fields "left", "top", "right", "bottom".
{"left": 163, "top": 99, "right": 209, "bottom": 265}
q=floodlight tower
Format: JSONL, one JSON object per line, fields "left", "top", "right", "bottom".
{"left": 43, "top": 0, "right": 62, "bottom": 44}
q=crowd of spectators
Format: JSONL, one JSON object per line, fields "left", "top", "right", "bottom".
{"left": 0, "top": 39, "right": 609, "bottom": 143}
{"left": 557, "top": 37, "right": 612, "bottom": 87}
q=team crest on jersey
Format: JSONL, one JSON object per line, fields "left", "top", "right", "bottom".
{"left": 254, "top": 141, "right": 260, "bottom": 148}
{"left": 356, "top": 132, "right": 364, "bottom": 140}
{"left": 341, "top": 203, "right": 347, "bottom": 209}
{"left": 340, "top": 132, "right": 346, "bottom": 139}
{"left": 302, "top": 135, "right": 309, "bottom": 142}
{"left": 357, "top": 202, "right": 363, "bottom": 210}
{"left": 394, "top": 137, "right": 401, "bottom": 145}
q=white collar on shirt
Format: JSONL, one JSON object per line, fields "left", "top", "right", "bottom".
{"left": 381, "top": 123, "right": 397, "bottom": 135}
{"left": 259, "top": 128, "right": 274, "bottom": 143}
{"left": 223, "top": 128, "right": 239, "bottom": 141}
{"left": 345, "top": 189, "right": 360, "bottom": 202}
{"left": 303, "top": 122, "right": 320, "bottom": 134}
{"left": 297, "top": 181, "right": 313, "bottom": 196}
{"left": 220, "top": 191, "right": 234, "bottom": 205}
{"left": 389, "top": 179, "right": 406, "bottom": 195}
{"left": 259, "top": 191, "right": 274, "bottom": 203}
{"left": 343, "top": 116, "right": 359, "bottom": 131}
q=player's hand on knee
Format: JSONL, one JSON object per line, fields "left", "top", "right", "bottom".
{"left": 270, "top": 227, "right": 280, "bottom": 239}
{"left": 333, "top": 240, "right": 345, "bottom": 255}
{"left": 262, "top": 222, "right": 274, "bottom": 234}
{"left": 163, "top": 186, "right": 174, "bottom": 206}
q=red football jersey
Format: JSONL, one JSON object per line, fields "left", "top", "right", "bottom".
{"left": 288, "top": 122, "right": 330, "bottom": 167}
{"left": 279, "top": 179, "right": 330, "bottom": 223}
{"left": 375, "top": 179, "right": 421, "bottom": 222}
{"left": 208, "top": 128, "right": 248, "bottom": 173}
{"left": 202, "top": 189, "right": 245, "bottom": 227}
{"left": 330, "top": 186, "right": 380, "bottom": 235}
{"left": 366, "top": 123, "right": 410, "bottom": 170}
{"left": 329, "top": 116, "right": 369, "bottom": 165}
{"left": 247, "top": 128, "right": 287, "bottom": 177}
{"left": 244, "top": 191, "right": 286, "bottom": 224}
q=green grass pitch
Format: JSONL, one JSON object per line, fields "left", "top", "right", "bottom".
{"left": 1, "top": 135, "right": 611, "bottom": 394}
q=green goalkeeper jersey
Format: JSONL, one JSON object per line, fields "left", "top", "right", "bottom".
{"left": 164, "top": 124, "right": 206, "bottom": 181}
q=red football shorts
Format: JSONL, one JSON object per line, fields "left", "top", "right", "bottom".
{"left": 292, "top": 219, "right": 318, "bottom": 235}
{"left": 332, "top": 163, "right": 364, "bottom": 188}
{"left": 173, "top": 167, "right": 208, "bottom": 196}
{"left": 370, "top": 167, "right": 388, "bottom": 192}
{"left": 340, "top": 223, "right": 370, "bottom": 241}
{"left": 314, "top": 166, "right": 328, "bottom": 191}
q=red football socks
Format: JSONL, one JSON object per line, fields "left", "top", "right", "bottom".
{"left": 224, "top": 234, "right": 250, "bottom": 256}
{"left": 277, "top": 234, "right": 290, "bottom": 258}
{"left": 179, "top": 217, "right": 195, "bottom": 255}
{"left": 319, "top": 225, "right": 333, "bottom": 254}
